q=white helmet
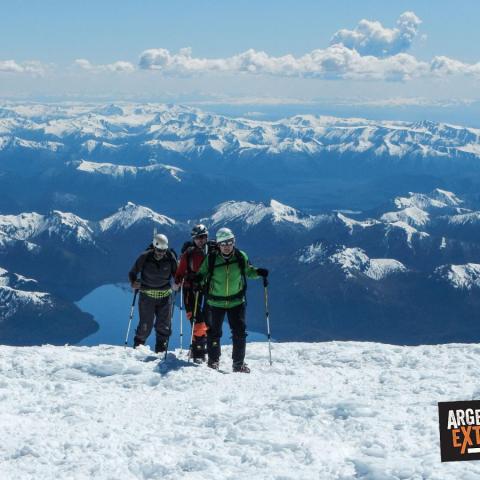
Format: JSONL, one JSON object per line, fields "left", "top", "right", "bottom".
{"left": 152, "top": 233, "right": 168, "bottom": 250}
{"left": 216, "top": 227, "right": 235, "bottom": 243}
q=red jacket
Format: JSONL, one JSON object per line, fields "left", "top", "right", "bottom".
{"left": 175, "top": 246, "right": 206, "bottom": 288}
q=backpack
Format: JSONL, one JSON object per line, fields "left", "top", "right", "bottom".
{"left": 182, "top": 239, "right": 217, "bottom": 277}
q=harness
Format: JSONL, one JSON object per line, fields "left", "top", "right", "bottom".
{"left": 142, "top": 288, "right": 173, "bottom": 299}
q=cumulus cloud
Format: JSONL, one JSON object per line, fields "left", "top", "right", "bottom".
{"left": 0, "top": 60, "right": 47, "bottom": 76}
{"left": 330, "top": 11, "right": 422, "bottom": 57}
{"left": 137, "top": 43, "right": 480, "bottom": 83}
{"left": 430, "top": 56, "right": 480, "bottom": 77}
{"left": 138, "top": 44, "right": 430, "bottom": 81}
{"left": 74, "top": 59, "right": 136, "bottom": 73}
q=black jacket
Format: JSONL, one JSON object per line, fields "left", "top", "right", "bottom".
{"left": 128, "top": 249, "right": 177, "bottom": 290}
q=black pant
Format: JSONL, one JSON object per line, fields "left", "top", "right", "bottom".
{"left": 206, "top": 303, "right": 247, "bottom": 366}
{"left": 134, "top": 293, "right": 172, "bottom": 352}
{"left": 183, "top": 289, "right": 207, "bottom": 359}
{"left": 183, "top": 288, "right": 205, "bottom": 324}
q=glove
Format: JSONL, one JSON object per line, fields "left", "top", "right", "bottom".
{"left": 131, "top": 280, "right": 141, "bottom": 290}
{"left": 256, "top": 268, "right": 269, "bottom": 277}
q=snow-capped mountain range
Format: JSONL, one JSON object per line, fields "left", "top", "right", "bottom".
{"left": 2, "top": 189, "right": 480, "bottom": 290}
{"left": 4, "top": 101, "right": 480, "bottom": 345}
{"left": 3, "top": 187, "right": 480, "bottom": 346}
{"left": 0, "top": 268, "right": 49, "bottom": 321}
{"left": 3, "top": 102, "right": 480, "bottom": 219}
{"left": 0, "top": 202, "right": 179, "bottom": 250}
{"left": 2, "top": 103, "right": 480, "bottom": 162}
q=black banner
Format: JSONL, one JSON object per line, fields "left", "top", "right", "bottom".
{"left": 438, "top": 400, "right": 480, "bottom": 462}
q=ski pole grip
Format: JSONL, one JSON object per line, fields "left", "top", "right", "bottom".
{"left": 263, "top": 277, "right": 268, "bottom": 288}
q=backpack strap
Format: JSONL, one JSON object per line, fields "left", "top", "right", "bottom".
{"left": 204, "top": 248, "right": 248, "bottom": 302}
{"left": 137, "top": 249, "right": 153, "bottom": 275}
{"left": 204, "top": 250, "right": 217, "bottom": 297}
{"left": 185, "top": 246, "right": 195, "bottom": 275}
{"left": 167, "top": 248, "right": 178, "bottom": 276}
{"left": 234, "top": 248, "right": 247, "bottom": 299}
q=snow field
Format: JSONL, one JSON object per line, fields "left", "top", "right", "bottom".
{"left": 1, "top": 341, "right": 480, "bottom": 479}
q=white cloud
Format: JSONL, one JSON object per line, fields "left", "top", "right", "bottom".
{"left": 137, "top": 44, "right": 480, "bottom": 83}
{"left": 138, "top": 44, "right": 430, "bottom": 81}
{"left": 0, "top": 60, "right": 47, "bottom": 76}
{"left": 430, "top": 56, "right": 480, "bottom": 77}
{"left": 74, "top": 59, "right": 136, "bottom": 73}
{"left": 330, "top": 11, "right": 422, "bottom": 57}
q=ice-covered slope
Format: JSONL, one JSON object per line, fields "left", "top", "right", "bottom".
{"left": 0, "top": 342, "right": 476, "bottom": 479}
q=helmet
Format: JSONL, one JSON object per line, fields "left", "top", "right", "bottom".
{"left": 152, "top": 233, "right": 168, "bottom": 250}
{"left": 191, "top": 224, "right": 208, "bottom": 238}
{"left": 216, "top": 227, "right": 235, "bottom": 243}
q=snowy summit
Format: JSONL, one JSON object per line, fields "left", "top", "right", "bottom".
{"left": 0, "top": 342, "right": 477, "bottom": 479}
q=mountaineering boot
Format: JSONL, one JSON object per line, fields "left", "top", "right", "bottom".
{"left": 192, "top": 335, "right": 207, "bottom": 363}
{"left": 133, "top": 337, "right": 144, "bottom": 349}
{"left": 232, "top": 363, "right": 250, "bottom": 373}
{"left": 207, "top": 360, "right": 220, "bottom": 370}
{"left": 155, "top": 338, "right": 168, "bottom": 354}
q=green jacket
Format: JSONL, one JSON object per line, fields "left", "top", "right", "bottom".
{"left": 197, "top": 249, "right": 260, "bottom": 308}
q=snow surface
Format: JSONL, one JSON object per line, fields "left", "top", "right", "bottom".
{"left": 99, "top": 202, "right": 176, "bottom": 232}
{"left": 381, "top": 207, "right": 430, "bottom": 228}
{"left": 0, "top": 286, "right": 50, "bottom": 320}
{"left": 435, "top": 263, "right": 480, "bottom": 290}
{"left": 384, "top": 221, "right": 429, "bottom": 246}
{"left": 335, "top": 213, "right": 378, "bottom": 234}
{"left": 0, "top": 341, "right": 478, "bottom": 479}
{"left": 209, "top": 200, "right": 318, "bottom": 229}
{"left": 77, "top": 160, "right": 184, "bottom": 182}
{"left": 365, "top": 259, "right": 407, "bottom": 281}
{"left": 394, "top": 189, "right": 463, "bottom": 211}
{"left": 0, "top": 204, "right": 178, "bottom": 245}
{"left": 445, "top": 211, "right": 480, "bottom": 226}
{"left": 298, "top": 245, "right": 407, "bottom": 281}
{"left": 0, "top": 211, "right": 95, "bottom": 244}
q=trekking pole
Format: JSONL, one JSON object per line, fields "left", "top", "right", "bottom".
{"left": 124, "top": 289, "right": 138, "bottom": 348}
{"left": 263, "top": 278, "right": 273, "bottom": 366}
{"left": 187, "top": 291, "right": 200, "bottom": 362}
{"left": 179, "top": 283, "right": 184, "bottom": 354}
{"left": 164, "top": 290, "right": 177, "bottom": 361}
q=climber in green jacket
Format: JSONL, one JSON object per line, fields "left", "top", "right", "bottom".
{"left": 196, "top": 227, "right": 268, "bottom": 373}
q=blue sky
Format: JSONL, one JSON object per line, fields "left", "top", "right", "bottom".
{"left": 2, "top": 0, "right": 480, "bottom": 123}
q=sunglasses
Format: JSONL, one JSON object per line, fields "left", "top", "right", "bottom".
{"left": 154, "top": 247, "right": 167, "bottom": 253}
{"left": 218, "top": 240, "right": 234, "bottom": 247}
{"left": 194, "top": 234, "right": 208, "bottom": 240}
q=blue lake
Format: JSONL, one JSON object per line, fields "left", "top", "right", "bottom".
{"left": 76, "top": 283, "right": 268, "bottom": 349}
